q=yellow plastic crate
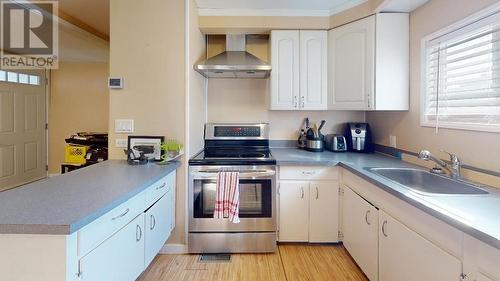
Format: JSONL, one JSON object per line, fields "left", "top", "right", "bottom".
{"left": 65, "top": 145, "right": 89, "bottom": 164}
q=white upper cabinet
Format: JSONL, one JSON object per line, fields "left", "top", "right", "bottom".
{"left": 271, "top": 30, "right": 300, "bottom": 110}
{"left": 271, "top": 30, "right": 328, "bottom": 110}
{"left": 328, "top": 13, "right": 409, "bottom": 111}
{"left": 299, "top": 31, "right": 328, "bottom": 110}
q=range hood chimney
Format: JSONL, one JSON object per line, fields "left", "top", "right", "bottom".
{"left": 194, "top": 35, "right": 271, "bottom": 79}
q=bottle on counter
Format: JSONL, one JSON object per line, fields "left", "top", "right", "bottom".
{"left": 298, "top": 129, "right": 307, "bottom": 149}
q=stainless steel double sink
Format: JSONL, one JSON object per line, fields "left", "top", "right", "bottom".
{"left": 367, "top": 168, "right": 489, "bottom": 195}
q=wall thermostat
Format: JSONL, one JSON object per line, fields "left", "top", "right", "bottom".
{"left": 108, "top": 77, "right": 123, "bottom": 89}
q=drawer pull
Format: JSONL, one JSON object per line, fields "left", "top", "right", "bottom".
{"left": 302, "top": 171, "right": 316, "bottom": 175}
{"left": 111, "top": 208, "right": 130, "bottom": 220}
{"left": 382, "top": 220, "right": 388, "bottom": 237}
{"left": 150, "top": 214, "right": 156, "bottom": 230}
{"left": 156, "top": 183, "right": 166, "bottom": 190}
{"left": 136, "top": 225, "right": 142, "bottom": 242}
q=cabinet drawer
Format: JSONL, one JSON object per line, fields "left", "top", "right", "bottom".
{"left": 78, "top": 192, "right": 146, "bottom": 257}
{"left": 145, "top": 171, "right": 176, "bottom": 208}
{"left": 279, "top": 166, "right": 338, "bottom": 181}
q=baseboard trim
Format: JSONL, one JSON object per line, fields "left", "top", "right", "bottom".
{"left": 160, "top": 243, "right": 188, "bottom": 254}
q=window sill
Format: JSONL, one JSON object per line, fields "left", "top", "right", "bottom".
{"left": 420, "top": 121, "right": 500, "bottom": 134}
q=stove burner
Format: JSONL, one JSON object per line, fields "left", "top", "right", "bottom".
{"left": 239, "top": 152, "right": 266, "bottom": 158}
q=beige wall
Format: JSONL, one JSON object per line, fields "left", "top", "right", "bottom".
{"left": 207, "top": 79, "right": 365, "bottom": 139}
{"left": 366, "top": 0, "right": 500, "bottom": 180}
{"left": 109, "top": 0, "right": 187, "bottom": 244}
{"left": 48, "top": 62, "right": 109, "bottom": 174}
{"left": 189, "top": 0, "right": 208, "bottom": 158}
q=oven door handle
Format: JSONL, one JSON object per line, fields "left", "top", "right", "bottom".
{"left": 191, "top": 170, "right": 276, "bottom": 179}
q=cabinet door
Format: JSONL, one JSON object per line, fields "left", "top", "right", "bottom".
{"left": 463, "top": 234, "right": 500, "bottom": 281}
{"left": 270, "top": 30, "right": 300, "bottom": 110}
{"left": 328, "top": 16, "right": 375, "bottom": 110}
{"left": 379, "top": 210, "right": 462, "bottom": 281}
{"left": 80, "top": 215, "right": 145, "bottom": 281}
{"left": 309, "top": 181, "right": 339, "bottom": 242}
{"left": 144, "top": 193, "right": 173, "bottom": 267}
{"left": 299, "top": 30, "right": 328, "bottom": 110}
{"left": 278, "top": 181, "right": 309, "bottom": 242}
{"left": 342, "top": 186, "right": 379, "bottom": 281}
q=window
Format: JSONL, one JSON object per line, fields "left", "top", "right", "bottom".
{"left": 422, "top": 7, "right": 500, "bottom": 132}
{"left": 0, "top": 71, "right": 41, "bottom": 85}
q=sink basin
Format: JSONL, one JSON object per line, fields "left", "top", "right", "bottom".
{"left": 368, "top": 168, "right": 489, "bottom": 195}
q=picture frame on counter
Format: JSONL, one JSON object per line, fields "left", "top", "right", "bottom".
{"left": 127, "top": 135, "right": 164, "bottom": 161}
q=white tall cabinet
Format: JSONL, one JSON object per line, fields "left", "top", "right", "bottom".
{"left": 328, "top": 13, "right": 409, "bottom": 110}
{"left": 271, "top": 30, "right": 328, "bottom": 110}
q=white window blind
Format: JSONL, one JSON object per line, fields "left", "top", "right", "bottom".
{"left": 423, "top": 9, "right": 500, "bottom": 132}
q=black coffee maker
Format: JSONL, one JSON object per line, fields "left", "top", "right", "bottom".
{"left": 345, "top": 123, "right": 374, "bottom": 153}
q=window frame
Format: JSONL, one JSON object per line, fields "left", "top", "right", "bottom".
{"left": 420, "top": 2, "right": 500, "bottom": 133}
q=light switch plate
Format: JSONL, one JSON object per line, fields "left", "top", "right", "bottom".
{"left": 115, "top": 119, "right": 134, "bottom": 133}
{"left": 115, "top": 138, "right": 128, "bottom": 148}
{"left": 389, "top": 135, "right": 397, "bottom": 148}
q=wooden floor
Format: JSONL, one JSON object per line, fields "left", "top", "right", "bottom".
{"left": 139, "top": 244, "right": 368, "bottom": 281}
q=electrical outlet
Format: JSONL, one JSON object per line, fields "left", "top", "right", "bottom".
{"left": 389, "top": 135, "right": 397, "bottom": 148}
{"left": 115, "top": 138, "right": 128, "bottom": 148}
{"left": 115, "top": 119, "right": 134, "bottom": 133}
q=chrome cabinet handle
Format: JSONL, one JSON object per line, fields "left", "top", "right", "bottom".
{"left": 150, "top": 214, "right": 156, "bottom": 230}
{"left": 301, "top": 96, "right": 305, "bottom": 108}
{"left": 111, "top": 208, "right": 130, "bottom": 220}
{"left": 156, "top": 183, "right": 166, "bottom": 190}
{"left": 300, "top": 187, "right": 304, "bottom": 199}
{"left": 365, "top": 210, "right": 371, "bottom": 225}
{"left": 315, "top": 187, "right": 319, "bottom": 199}
{"left": 293, "top": 96, "right": 298, "bottom": 108}
{"left": 382, "top": 220, "right": 388, "bottom": 237}
{"left": 136, "top": 225, "right": 142, "bottom": 242}
{"left": 302, "top": 171, "right": 315, "bottom": 175}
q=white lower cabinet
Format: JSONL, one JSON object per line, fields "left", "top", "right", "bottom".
{"left": 279, "top": 181, "right": 310, "bottom": 241}
{"left": 463, "top": 235, "right": 500, "bottom": 281}
{"left": 378, "top": 210, "right": 462, "bottom": 281}
{"left": 144, "top": 189, "right": 175, "bottom": 266}
{"left": 279, "top": 180, "right": 339, "bottom": 242}
{"left": 79, "top": 214, "right": 145, "bottom": 281}
{"left": 342, "top": 186, "right": 378, "bottom": 281}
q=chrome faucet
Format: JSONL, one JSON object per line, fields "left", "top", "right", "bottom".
{"left": 418, "top": 150, "right": 461, "bottom": 179}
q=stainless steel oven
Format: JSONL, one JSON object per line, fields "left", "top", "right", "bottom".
{"left": 188, "top": 123, "right": 277, "bottom": 253}
{"left": 189, "top": 165, "right": 276, "bottom": 232}
{"left": 188, "top": 165, "right": 276, "bottom": 253}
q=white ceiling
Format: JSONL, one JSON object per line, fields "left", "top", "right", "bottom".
{"left": 196, "top": 0, "right": 368, "bottom": 16}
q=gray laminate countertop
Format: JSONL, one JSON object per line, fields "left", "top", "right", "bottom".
{"left": 272, "top": 148, "right": 500, "bottom": 250}
{"left": 0, "top": 160, "right": 180, "bottom": 235}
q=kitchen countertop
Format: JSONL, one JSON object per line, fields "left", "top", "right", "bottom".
{"left": 0, "top": 160, "right": 180, "bottom": 235}
{"left": 272, "top": 148, "right": 500, "bottom": 250}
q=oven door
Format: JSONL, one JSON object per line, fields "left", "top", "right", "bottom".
{"left": 189, "top": 166, "right": 276, "bottom": 232}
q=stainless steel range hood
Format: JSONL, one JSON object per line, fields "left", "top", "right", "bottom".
{"left": 194, "top": 35, "right": 271, "bottom": 79}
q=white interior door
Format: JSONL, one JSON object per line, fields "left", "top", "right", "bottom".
{"left": 0, "top": 70, "right": 47, "bottom": 190}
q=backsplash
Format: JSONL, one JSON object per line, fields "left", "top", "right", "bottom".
{"left": 207, "top": 79, "right": 365, "bottom": 139}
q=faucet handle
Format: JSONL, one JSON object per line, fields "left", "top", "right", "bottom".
{"left": 440, "top": 149, "right": 460, "bottom": 162}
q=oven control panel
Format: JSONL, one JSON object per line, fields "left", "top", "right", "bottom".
{"left": 214, "top": 126, "right": 261, "bottom": 137}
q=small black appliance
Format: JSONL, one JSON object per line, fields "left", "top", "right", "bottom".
{"left": 345, "top": 123, "right": 374, "bottom": 153}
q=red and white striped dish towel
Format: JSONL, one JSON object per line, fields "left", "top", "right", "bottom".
{"left": 213, "top": 171, "right": 240, "bottom": 224}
